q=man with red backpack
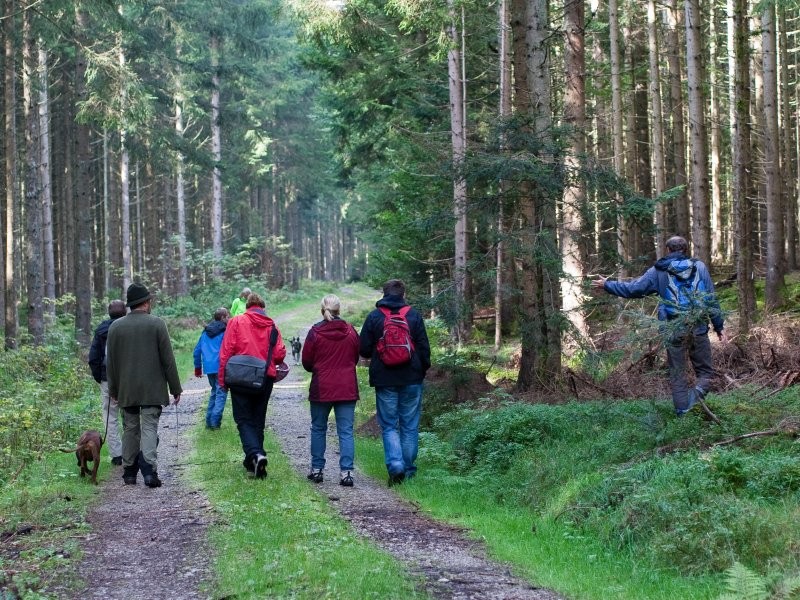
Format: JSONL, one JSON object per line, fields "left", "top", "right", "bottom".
{"left": 359, "top": 279, "right": 431, "bottom": 486}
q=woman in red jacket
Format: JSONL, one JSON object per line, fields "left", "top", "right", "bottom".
{"left": 302, "top": 294, "right": 360, "bottom": 486}
{"left": 219, "top": 292, "right": 286, "bottom": 479}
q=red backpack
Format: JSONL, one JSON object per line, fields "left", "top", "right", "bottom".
{"left": 376, "top": 306, "right": 415, "bottom": 366}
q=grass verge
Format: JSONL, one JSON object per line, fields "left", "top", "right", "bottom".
{"left": 187, "top": 410, "right": 424, "bottom": 599}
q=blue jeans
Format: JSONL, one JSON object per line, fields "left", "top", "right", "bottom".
{"left": 205, "top": 373, "right": 228, "bottom": 428}
{"left": 375, "top": 384, "right": 423, "bottom": 478}
{"left": 230, "top": 381, "right": 273, "bottom": 464}
{"left": 310, "top": 401, "right": 356, "bottom": 471}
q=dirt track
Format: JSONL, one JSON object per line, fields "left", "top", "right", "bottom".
{"left": 61, "top": 305, "right": 561, "bottom": 599}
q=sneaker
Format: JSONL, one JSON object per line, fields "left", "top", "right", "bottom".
{"left": 387, "top": 471, "right": 405, "bottom": 487}
{"left": 307, "top": 468, "right": 324, "bottom": 484}
{"left": 111, "top": 456, "right": 123, "bottom": 466}
{"left": 254, "top": 454, "right": 268, "bottom": 479}
{"left": 243, "top": 457, "right": 255, "bottom": 473}
{"left": 144, "top": 473, "right": 162, "bottom": 488}
{"left": 339, "top": 471, "right": 354, "bottom": 487}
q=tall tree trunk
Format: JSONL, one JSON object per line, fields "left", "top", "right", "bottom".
{"left": 175, "top": 95, "right": 188, "bottom": 296}
{"left": 102, "top": 128, "right": 110, "bottom": 297}
{"left": 666, "top": 0, "right": 688, "bottom": 237}
{"left": 495, "top": 0, "right": 511, "bottom": 351}
{"left": 448, "top": 0, "right": 469, "bottom": 344}
{"left": 709, "top": 4, "right": 724, "bottom": 262}
{"left": 733, "top": 0, "right": 755, "bottom": 332}
{"left": 561, "top": 0, "right": 587, "bottom": 342}
{"left": 608, "top": 0, "right": 627, "bottom": 274}
{"left": 762, "top": 2, "right": 784, "bottom": 310}
{"left": 119, "top": 40, "right": 132, "bottom": 290}
{"left": 38, "top": 41, "right": 54, "bottom": 321}
{"left": 210, "top": 33, "right": 223, "bottom": 275}
{"left": 685, "top": 0, "right": 711, "bottom": 265}
{"left": 22, "top": 3, "right": 44, "bottom": 345}
{"left": 4, "top": 0, "right": 17, "bottom": 349}
{"left": 517, "top": 0, "right": 561, "bottom": 391}
{"left": 74, "top": 8, "right": 92, "bottom": 343}
{"left": 647, "top": 0, "right": 667, "bottom": 255}
{"left": 779, "top": 6, "right": 796, "bottom": 270}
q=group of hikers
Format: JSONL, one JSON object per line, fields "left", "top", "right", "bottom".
{"left": 88, "top": 278, "right": 431, "bottom": 489}
{"left": 86, "top": 234, "right": 727, "bottom": 490}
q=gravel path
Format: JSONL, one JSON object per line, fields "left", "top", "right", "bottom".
{"left": 267, "top": 318, "right": 562, "bottom": 600}
{"left": 65, "top": 303, "right": 562, "bottom": 599}
{"left": 73, "top": 375, "right": 215, "bottom": 600}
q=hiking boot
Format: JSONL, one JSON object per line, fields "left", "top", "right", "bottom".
{"left": 243, "top": 457, "right": 255, "bottom": 473}
{"left": 111, "top": 456, "right": 123, "bottom": 466}
{"left": 339, "top": 471, "right": 354, "bottom": 487}
{"left": 676, "top": 389, "right": 699, "bottom": 416}
{"left": 307, "top": 468, "right": 324, "bottom": 484}
{"left": 253, "top": 454, "right": 268, "bottom": 479}
{"left": 144, "top": 473, "right": 162, "bottom": 488}
{"left": 387, "top": 471, "right": 405, "bottom": 487}
{"left": 122, "top": 466, "right": 137, "bottom": 485}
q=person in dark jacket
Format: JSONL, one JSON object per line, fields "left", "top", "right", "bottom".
{"left": 87, "top": 299, "right": 127, "bottom": 465}
{"left": 302, "top": 294, "right": 361, "bottom": 487}
{"left": 107, "top": 283, "right": 182, "bottom": 487}
{"left": 592, "top": 235, "right": 728, "bottom": 416}
{"left": 359, "top": 279, "right": 430, "bottom": 485}
{"left": 193, "top": 307, "right": 230, "bottom": 429}
{"left": 218, "top": 293, "right": 286, "bottom": 479}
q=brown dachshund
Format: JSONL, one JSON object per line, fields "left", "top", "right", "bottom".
{"left": 60, "top": 430, "right": 103, "bottom": 484}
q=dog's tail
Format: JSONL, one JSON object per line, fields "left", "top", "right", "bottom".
{"left": 59, "top": 446, "right": 80, "bottom": 453}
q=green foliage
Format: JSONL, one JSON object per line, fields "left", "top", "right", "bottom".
{"left": 716, "top": 562, "right": 768, "bottom": 600}
{"left": 0, "top": 344, "right": 95, "bottom": 484}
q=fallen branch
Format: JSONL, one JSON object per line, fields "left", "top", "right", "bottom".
{"left": 698, "top": 398, "right": 721, "bottom": 424}
{"left": 711, "top": 416, "right": 800, "bottom": 448}
{"left": 566, "top": 368, "right": 626, "bottom": 399}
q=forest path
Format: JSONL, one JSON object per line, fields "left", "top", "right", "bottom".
{"left": 269, "top": 289, "right": 562, "bottom": 599}
{"left": 69, "top": 286, "right": 561, "bottom": 599}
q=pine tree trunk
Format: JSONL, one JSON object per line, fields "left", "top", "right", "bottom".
{"left": 495, "top": 0, "right": 511, "bottom": 351}
{"left": 561, "top": 0, "right": 587, "bottom": 343}
{"left": 448, "top": 0, "right": 469, "bottom": 345}
{"left": 710, "top": 5, "right": 724, "bottom": 262}
{"left": 779, "top": 7, "right": 796, "bottom": 270}
{"left": 666, "top": 0, "right": 688, "bottom": 237}
{"left": 175, "top": 94, "right": 188, "bottom": 296}
{"left": 38, "top": 42, "right": 55, "bottom": 320}
{"left": 608, "top": 0, "right": 627, "bottom": 274}
{"left": 732, "top": 0, "right": 755, "bottom": 332}
{"left": 22, "top": 4, "right": 44, "bottom": 345}
{"left": 74, "top": 7, "right": 92, "bottom": 342}
{"left": 685, "top": 0, "right": 711, "bottom": 265}
{"left": 210, "top": 33, "right": 223, "bottom": 276}
{"left": 4, "top": 0, "right": 17, "bottom": 349}
{"left": 762, "top": 2, "right": 785, "bottom": 310}
{"left": 647, "top": 0, "right": 667, "bottom": 255}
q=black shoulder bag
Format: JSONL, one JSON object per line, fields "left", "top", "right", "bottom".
{"left": 224, "top": 328, "right": 279, "bottom": 392}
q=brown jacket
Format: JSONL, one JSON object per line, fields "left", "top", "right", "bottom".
{"left": 106, "top": 311, "right": 182, "bottom": 407}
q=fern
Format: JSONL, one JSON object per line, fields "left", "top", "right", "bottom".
{"left": 776, "top": 574, "right": 800, "bottom": 599}
{"left": 716, "top": 562, "right": 768, "bottom": 600}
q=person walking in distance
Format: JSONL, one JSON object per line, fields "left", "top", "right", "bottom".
{"left": 592, "top": 235, "right": 728, "bottom": 416}
{"left": 218, "top": 292, "right": 286, "bottom": 479}
{"left": 106, "top": 283, "right": 182, "bottom": 487}
{"left": 359, "top": 279, "right": 430, "bottom": 486}
{"left": 230, "top": 287, "right": 251, "bottom": 317}
{"left": 193, "top": 307, "right": 230, "bottom": 430}
{"left": 87, "top": 299, "right": 127, "bottom": 466}
{"left": 302, "top": 294, "right": 361, "bottom": 487}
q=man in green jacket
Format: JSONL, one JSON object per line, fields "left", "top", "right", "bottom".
{"left": 107, "top": 283, "right": 182, "bottom": 487}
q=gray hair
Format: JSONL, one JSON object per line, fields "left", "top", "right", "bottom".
{"left": 321, "top": 294, "right": 340, "bottom": 321}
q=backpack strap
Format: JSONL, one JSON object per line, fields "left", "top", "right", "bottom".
{"left": 379, "top": 306, "right": 411, "bottom": 317}
{"left": 266, "top": 326, "right": 279, "bottom": 368}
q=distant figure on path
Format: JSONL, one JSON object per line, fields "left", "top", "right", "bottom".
{"left": 302, "top": 294, "right": 361, "bottom": 487}
{"left": 193, "top": 307, "right": 230, "bottom": 429}
{"left": 218, "top": 293, "right": 286, "bottom": 479}
{"left": 359, "top": 279, "right": 430, "bottom": 486}
{"left": 106, "top": 283, "right": 182, "bottom": 487}
{"left": 87, "top": 299, "right": 127, "bottom": 466}
{"left": 592, "top": 235, "right": 728, "bottom": 416}
{"left": 230, "top": 287, "right": 251, "bottom": 317}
